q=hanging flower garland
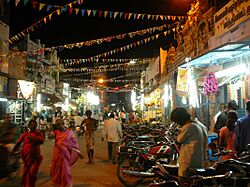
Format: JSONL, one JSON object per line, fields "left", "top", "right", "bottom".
{"left": 203, "top": 72, "right": 218, "bottom": 95}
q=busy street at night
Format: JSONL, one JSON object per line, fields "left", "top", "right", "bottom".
{"left": 1, "top": 0, "right": 250, "bottom": 186}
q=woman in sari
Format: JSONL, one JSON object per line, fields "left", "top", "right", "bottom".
{"left": 50, "top": 118, "right": 82, "bottom": 187}
{"left": 13, "top": 119, "right": 44, "bottom": 187}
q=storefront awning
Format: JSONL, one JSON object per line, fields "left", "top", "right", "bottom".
{"left": 42, "top": 92, "right": 64, "bottom": 103}
{"left": 180, "top": 41, "right": 250, "bottom": 68}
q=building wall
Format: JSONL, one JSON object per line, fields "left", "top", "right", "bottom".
{"left": 0, "top": 20, "right": 9, "bottom": 74}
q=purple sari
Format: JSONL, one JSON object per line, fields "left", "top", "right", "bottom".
{"left": 50, "top": 129, "right": 81, "bottom": 187}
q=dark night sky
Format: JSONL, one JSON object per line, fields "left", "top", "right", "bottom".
{"left": 9, "top": 0, "right": 191, "bottom": 57}
{"left": 7, "top": 0, "right": 192, "bottom": 87}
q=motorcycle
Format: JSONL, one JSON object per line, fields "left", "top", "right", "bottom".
{"left": 117, "top": 135, "right": 179, "bottom": 187}
{"left": 150, "top": 163, "right": 233, "bottom": 187}
{"left": 149, "top": 146, "right": 250, "bottom": 187}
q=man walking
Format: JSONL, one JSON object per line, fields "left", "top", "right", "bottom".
{"left": 170, "top": 107, "right": 208, "bottom": 178}
{"left": 81, "top": 110, "right": 98, "bottom": 164}
{"left": 236, "top": 101, "right": 250, "bottom": 154}
{"left": 214, "top": 100, "right": 238, "bottom": 134}
{"left": 103, "top": 112, "right": 122, "bottom": 164}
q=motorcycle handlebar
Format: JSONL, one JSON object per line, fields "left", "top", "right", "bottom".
{"left": 213, "top": 150, "right": 236, "bottom": 157}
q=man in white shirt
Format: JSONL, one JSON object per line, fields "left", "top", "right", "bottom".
{"left": 103, "top": 112, "right": 122, "bottom": 164}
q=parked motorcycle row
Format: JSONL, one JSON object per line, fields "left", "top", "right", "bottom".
{"left": 116, "top": 124, "right": 250, "bottom": 187}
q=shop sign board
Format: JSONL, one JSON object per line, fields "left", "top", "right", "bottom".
{"left": 214, "top": 0, "right": 250, "bottom": 37}
{"left": 176, "top": 68, "right": 189, "bottom": 92}
{"left": 18, "top": 80, "right": 35, "bottom": 100}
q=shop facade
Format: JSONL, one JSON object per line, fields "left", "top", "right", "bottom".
{"left": 165, "top": 0, "right": 250, "bottom": 130}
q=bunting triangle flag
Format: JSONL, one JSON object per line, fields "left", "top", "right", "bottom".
{"left": 47, "top": 5, "right": 52, "bottom": 11}
{"left": 69, "top": 3, "right": 72, "bottom": 8}
{"left": 164, "top": 31, "right": 167, "bottom": 36}
{"left": 57, "top": 9, "right": 61, "bottom": 15}
{"left": 23, "top": 0, "right": 29, "bottom": 6}
{"left": 99, "top": 11, "right": 103, "bottom": 17}
{"left": 39, "top": 3, "right": 45, "bottom": 11}
{"left": 114, "top": 12, "right": 119, "bottom": 18}
{"left": 81, "top": 9, "right": 85, "bottom": 16}
{"left": 75, "top": 8, "right": 79, "bottom": 15}
{"left": 87, "top": 10, "right": 92, "bottom": 16}
{"left": 120, "top": 12, "right": 123, "bottom": 18}
{"left": 147, "top": 15, "right": 151, "bottom": 19}
{"left": 156, "top": 15, "right": 159, "bottom": 20}
{"left": 32, "top": 2, "right": 36, "bottom": 9}
{"left": 104, "top": 11, "right": 108, "bottom": 18}
{"left": 49, "top": 14, "right": 52, "bottom": 20}
{"left": 133, "top": 13, "right": 137, "bottom": 20}
{"left": 110, "top": 11, "right": 113, "bottom": 18}
{"left": 44, "top": 17, "right": 47, "bottom": 24}
{"left": 15, "top": 0, "right": 21, "bottom": 6}
{"left": 137, "top": 14, "right": 141, "bottom": 19}
{"left": 141, "top": 14, "right": 145, "bottom": 19}
{"left": 160, "top": 16, "right": 163, "bottom": 20}
{"left": 93, "top": 10, "right": 97, "bottom": 16}
{"left": 128, "top": 13, "right": 132, "bottom": 19}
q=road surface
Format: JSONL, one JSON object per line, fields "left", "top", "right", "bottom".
{"left": 0, "top": 127, "right": 123, "bottom": 187}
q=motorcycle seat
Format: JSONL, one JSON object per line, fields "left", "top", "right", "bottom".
{"left": 191, "top": 167, "right": 217, "bottom": 176}
{"left": 224, "top": 159, "right": 250, "bottom": 167}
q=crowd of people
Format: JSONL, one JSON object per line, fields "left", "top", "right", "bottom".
{"left": 0, "top": 100, "right": 250, "bottom": 186}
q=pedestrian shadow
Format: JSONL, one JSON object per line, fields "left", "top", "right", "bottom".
{"left": 98, "top": 160, "right": 110, "bottom": 164}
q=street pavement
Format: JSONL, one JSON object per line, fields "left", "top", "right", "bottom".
{"left": 0, "top": 127, "right": 123, "bottom": 187}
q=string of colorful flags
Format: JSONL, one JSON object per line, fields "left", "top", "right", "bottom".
{"left": 60, "top": 58, "right": 151, "bottom": 64}
{"left": 61, "top": 72, "right": 141, "bottom": 81}
{"left": 82, "top": 85, "right": 132, "bottom": 93}
{"left": 61, "top": 67, "right": 145, "bottom": 74}
{"left": 76, "top": 26, "right": 178, "bottom": 61}
{"left": 60, "top": 78, "right": 140, "bottom": 83}
{"left": 26, "top": 0, "right": 194, "bottom": 22}
{"left": 48, "top": 24, "right": 169, "bottom": 51}
{"left": 61, "top": 58, "right": 151, "bottom": 69}
{"left": 9, "top": 0, "right": 79, "bottom": 44}
{"left": 10, "top": 0, "right": 195, "bottom": 45}
{"left": 1, "top": 23, "right": 180, "bottom": 60}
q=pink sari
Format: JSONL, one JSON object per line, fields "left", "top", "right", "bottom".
{"left": 15, "top": 131, "right": 44, "bottom": 187}
{"left": 50, "top": 129, "right": 81, "bottom": 187}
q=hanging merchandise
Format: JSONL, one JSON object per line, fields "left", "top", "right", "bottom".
{"left": 202, "top": 72, "right": 218, "bottom": 95}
